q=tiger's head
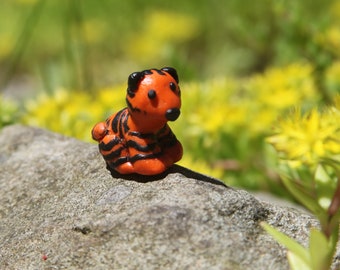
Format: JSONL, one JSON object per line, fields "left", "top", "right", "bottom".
{"left": 126, "top": 67, "right": 181, "bottom": 127}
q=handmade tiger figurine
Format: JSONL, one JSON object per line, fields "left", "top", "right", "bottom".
{"left": 92, "top": 67, "right": 183, "bottom": 175}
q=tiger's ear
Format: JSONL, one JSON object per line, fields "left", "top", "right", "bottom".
{"left": 127, "top": 71, "right": 144, "bottom": 97}
{"left": 161, "top": 67, "right": 179, "bottom": 83}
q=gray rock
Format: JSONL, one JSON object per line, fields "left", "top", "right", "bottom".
{"left": 0, "top": 125, "right": 337, "bottom": 269}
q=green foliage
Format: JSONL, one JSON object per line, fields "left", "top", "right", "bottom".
{"left": 1, "top": 0, "right": 339, "bottom": 193}
{"left": 0, "top": 96, "right": 19, "bottom": 129}
{"left": 262, "top": 223, "right": 339, "bottom": 270}
{"left": 23, "top": 86, "right": 125, "bottom": 141}
{"left": 1, "top": 0, "right": 339, "bottom": 90}
{"left": 22, "top": 62, "right": 324, "bottom": 195}
{"left": 263, "top": 99, "right": 340, "bottom": 270}
{"left": 175, "top": 63, "right": 321, "bottom": 193}
{"left": 2, "top": 2, "right": 340, "bottom": 267}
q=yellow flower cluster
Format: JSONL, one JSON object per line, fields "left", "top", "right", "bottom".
{"left": 267, "top": 97, "right": 340, "bottom": 167}
{"left": 178, "top": 62, "right": 319, "bottom": 146}
{"left": 250, "top": 63, "right": 318, "bottom": 108}
{"left": 247, "top": 63, "right": 318, "bottom": 133}
{"left": 315, "top": 26, "right": 340, "bottom": 56}
{"left": 22, "top": 62, "right": 323, "bottom": 183}
{"left": 23, "top": 86, "right": 125, "bottom": 141}
{"left": 178, "top": 154, "right": 225, "bottom": 180}
{"left": 267, "top": 96, "right": 340, "bottom": 217}
{"left": 125, "top": 10, "right": 198, "bottom": 63}
{"left": 314, "top": 1, "right": 340, "bottom": 58}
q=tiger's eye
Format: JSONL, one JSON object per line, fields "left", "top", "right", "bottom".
{"left": 169, "top": 82, "right": 177, "bottom": 92}
{"left": 148, "top": 89, "right": 156, "bottom": 99}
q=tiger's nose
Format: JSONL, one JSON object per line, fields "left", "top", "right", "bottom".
{"left": 166, "top": 108, "right": 180, "bottom": 121}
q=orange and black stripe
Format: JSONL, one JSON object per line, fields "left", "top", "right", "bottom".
{"left": 98, "top": 108, "right": 178, "bottom": 170}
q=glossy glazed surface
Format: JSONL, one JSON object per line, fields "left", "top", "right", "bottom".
{"left": 92, "top": 67, "right": 183, "bottom": 175}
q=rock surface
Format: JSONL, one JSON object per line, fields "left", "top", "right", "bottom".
{"left": 0, "top": 125, "right": 337, "bottom": 269}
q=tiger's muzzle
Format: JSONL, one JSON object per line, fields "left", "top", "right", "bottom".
{"left": 165, "top": 108, "right": 181, "bottom": 121}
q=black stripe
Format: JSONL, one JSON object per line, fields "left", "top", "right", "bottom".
{"left": 160, "top": 136, "right": 178, "bottom": 148}
{"left": 108, "top": 152, "right": 164, "bottom": 168}
{"left": 126, "top": 140, "right": 157, "bottom": 152}
{"left": 102, "top": 146, "right": 125, "bottom": 160}
{"left": 109, "top": 157, "right": 129, "bottom": 167}
{"left": 159, "top": 129, "right": 178, "bottom": 148}
{"left": 160, "top": 130, "right": 175, "bottom": 140}
{"left": 157, "top": 125, "right": 168, "bottom": 136}
{"left": 128, "top": 131, "right": 155, "bottom": 139}
{"left": 111, "top": 109, "right": 125, "bottom": 133}
{"left": 118, "top": 110, "right": 125, "bottom": 138}
{"left": 126, "top": 98, "right": 141, "bottom": 113}
{"left": 129, "top": 153, "right": 161, "bottom": 163}
{"left": 122, "top": 110, "right": 130, "bottom": 134}
{"left": 99, "top": 137, "right": 120, "bottom": 151}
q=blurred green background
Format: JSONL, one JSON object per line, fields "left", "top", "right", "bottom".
{"left": 1, "top": 0, "right": 340, "bottom": 198}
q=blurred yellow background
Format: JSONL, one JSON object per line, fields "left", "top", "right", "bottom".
{"left": 1, "top": 0, "right": 340, "bottom": 196}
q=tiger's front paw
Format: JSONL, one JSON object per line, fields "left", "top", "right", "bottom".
{"left": 91, "top": 122, "right": 107, "bottom": 142}
{"left": 133, "top": 158, "right": 167, "bottom": 175}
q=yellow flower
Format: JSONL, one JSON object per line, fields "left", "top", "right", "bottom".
{"left": 97, "top": 85, "right": 125, "bottom": 110}
{"left": 315, "top": 26, "right": 340, "bottom": 56}
{"left": 23, "top": 86, "right": 128, "bottom": 142}
{"left": 267, "top": 106, "right": 340, "bottom": 165}
{"left": 334, "top": 95, "right": 340, "bottom": 110}
{"left": 146, "top": 11, "right": 198, "bottom": 42}
{"left": 249, "top": 63, "right": 318, "bottom": 110}
{"left": 178, "top": 154, "right": 224, "bottom": 180}
{"left": 125, "top": 10, "right": 198, "bottom": 62}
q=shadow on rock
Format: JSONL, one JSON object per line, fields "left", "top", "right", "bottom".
{"left": 108, "top": 164, "right": 228, "bottom": 188}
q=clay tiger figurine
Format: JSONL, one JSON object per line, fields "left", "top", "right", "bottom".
{"left": 91, "top": 67, "right": 183, "bottom": 175}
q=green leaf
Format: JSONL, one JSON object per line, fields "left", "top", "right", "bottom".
{"left": 287, "top": 251, "right": 311, "bottom": 270}
{"left": 280, "top": 174, "right": 324, "bottom": 215}
{"left": 309, "top": 228, "right": 332, "bottom": 270}
{"left": 315, "top": 164, "right": 332, "bottom": 184}
{"left": 261, "top": 222, "right": 310, "bottom": 265}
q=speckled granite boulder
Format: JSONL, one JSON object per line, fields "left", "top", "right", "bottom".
{"left": 0, "top": 125, "right": 337, "bottom": 269}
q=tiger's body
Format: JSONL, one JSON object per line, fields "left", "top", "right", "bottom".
{"left": 92, "top": 67, "right": 183, "bottom": 175}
